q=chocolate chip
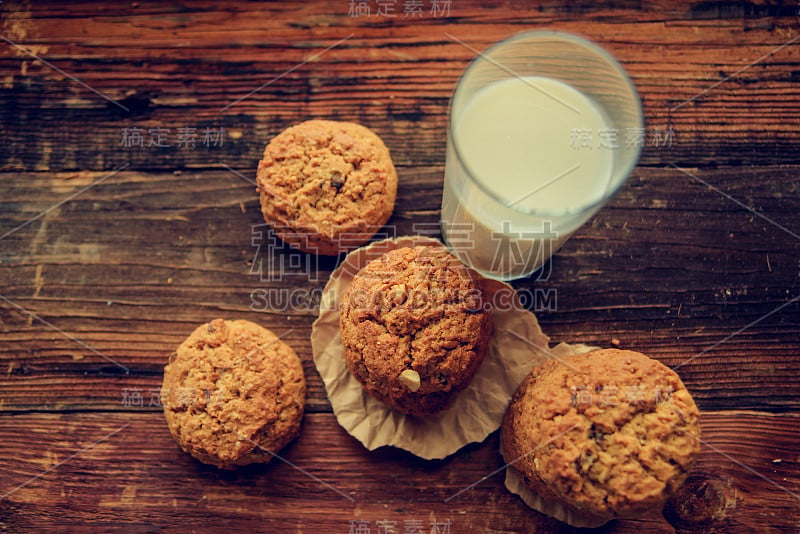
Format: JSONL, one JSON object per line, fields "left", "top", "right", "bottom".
{"left": 330, "top": 171, "right": 345, "bottom": 190}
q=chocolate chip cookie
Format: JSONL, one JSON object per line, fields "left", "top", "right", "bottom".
{"left": 256, "top": 120, "right": 398, "bottom": 256}
{"left": 501, "top": 348, "right": 700, "bottom": 521}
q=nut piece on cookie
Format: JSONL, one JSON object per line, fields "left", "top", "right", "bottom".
{"left": 500, "top": 349, "right": 701, "bottom": 523}
{"left": 398, "top": 369, "right": 421, "bottom": 392}
{"left": 256, "top": 119, "right": 398, "bottom": 256}
{"left": 161, "top": 319, "right": 306, "bottom": 469}
{"left": 339, "top": 245, "right": 493, "bottom": 416}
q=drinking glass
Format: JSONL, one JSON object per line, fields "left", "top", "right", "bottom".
{"left": 440, "top": 30, "right": 643, "bottom": 280}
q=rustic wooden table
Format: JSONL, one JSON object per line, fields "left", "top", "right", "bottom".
{"left": 1, "top": 1, "right": 799, "bottom": 532}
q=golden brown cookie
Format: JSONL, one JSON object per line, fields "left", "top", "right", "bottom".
{"left": 256, "top": 119, "right": 398, "bottom": 256}
{"left": 501, "top": 349, "right": 701, "bottom": 522}
{"left": 161, "top": 319, "right": 306, "bottom": 469}
{"left": 339, "top": 245, "right": 493, "bottom": 415}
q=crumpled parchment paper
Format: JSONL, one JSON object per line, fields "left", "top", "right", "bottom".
{"left": 310, "top": 235, "right": 605, "bottom": 526}
{"left": 311, "top": 235, "right": 596, "bottom": 460}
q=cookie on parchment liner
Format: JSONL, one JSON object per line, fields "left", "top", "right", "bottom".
{"left": 311, "top": 236, "right": 596, "bottom": 460}
{"left": 339, "top": 244, "right": 493, "bottom": 416}
{"left": 501, "top": 349, "right": 701, "bottom": 527}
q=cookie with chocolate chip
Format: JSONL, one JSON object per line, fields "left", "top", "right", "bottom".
{"left": 501, "top": 349, "right": 700, "bottom": 522}
{"left": 256, "top": 120, "right": 398, "bottom": 255}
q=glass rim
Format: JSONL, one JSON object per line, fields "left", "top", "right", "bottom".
{"left": 448, "top": 29, "right": 644, "bottom": 218}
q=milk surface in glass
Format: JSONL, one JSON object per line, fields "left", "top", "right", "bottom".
{"left": 442, "top": 75, "right": 615, "bottom": 280}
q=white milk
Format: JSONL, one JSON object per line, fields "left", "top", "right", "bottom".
{"left": 442, "top": 75, "right": 617, "bottom": 280}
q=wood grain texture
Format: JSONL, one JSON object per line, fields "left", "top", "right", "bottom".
{"left": 0, "top": 412, "right": 798, "bottom": 533}
{"left": 1, "top": 1, "right": 799, "bottom": 532}
{"left": 0, "top": 1, "right": 799, "bottom": 171}
{"left": 1, "top": 167, "right": 797, "bottom": 414}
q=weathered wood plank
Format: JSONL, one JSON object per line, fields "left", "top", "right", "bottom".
{"left": 1, "top": 1, "right": 799, "bottom": 171}
{"left": 0, "top": 411, "right": 797, "bottom": 533}
{"left": 1, "top": 2, "right": 799, "bottom": 530}
{"left": 1, "top": 166, "right": 797, "bottom": 413}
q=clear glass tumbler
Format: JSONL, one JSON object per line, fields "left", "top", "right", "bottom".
{"left": 441, "top": 30, "right": 643, "bottom": 281}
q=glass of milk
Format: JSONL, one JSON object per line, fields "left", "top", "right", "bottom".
{"left": 441, "top": 31, "right": 643, "bottom": 281}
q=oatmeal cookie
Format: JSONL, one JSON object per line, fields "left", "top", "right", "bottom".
{"left": 339, "top": 245, "right": 492, "bottom": 415}
{"left": 161, "top": 319, "right": 306, "bottom": 469}
{"left": 256, "top": 119, "right": 398, "bottom": 256}
{"left": 501, "top": 349, "right": 700, "bottom": 521}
